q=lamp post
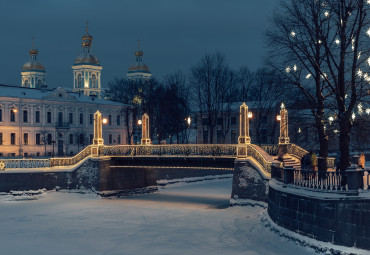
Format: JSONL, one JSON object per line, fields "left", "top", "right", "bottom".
{"left": 186, "top": 116, "right": 191, "bottom": 144}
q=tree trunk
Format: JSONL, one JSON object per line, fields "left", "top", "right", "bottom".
{"left": 339, "top": 118, "right": 351, "bottom": 171}
{"left": 317, "top": 127, "right": 329, "bottom": 172}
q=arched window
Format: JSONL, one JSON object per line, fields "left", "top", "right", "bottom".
{"left": 77, "top": 74, "right": 82, "bottom": 88}
{"left": 24, "top": 80, "right": 29, "bottom": 87}
{"left": 91, "top": 74, "right": 96, "bottom": 88}
{"left": 37, "top": 79, "right": 42, "bottom": 88}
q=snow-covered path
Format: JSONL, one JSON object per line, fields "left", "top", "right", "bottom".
{"left": 0, "top": 177, "right": 346, "bottom": 254}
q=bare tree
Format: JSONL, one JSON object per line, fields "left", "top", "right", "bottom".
{"left": 190, "top": 52, "right": 236, "bottom": 144}
{"left": 236, "top": 65, "right": 254, "bottom": 102}
{"left": 249, "top": 68, "right": 287, "bottom": 144}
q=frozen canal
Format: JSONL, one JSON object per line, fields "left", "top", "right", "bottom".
{"left": 0, "top": 176, "right": 364, "bottom": 255}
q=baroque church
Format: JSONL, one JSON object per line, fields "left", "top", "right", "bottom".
{"left": 0, "top": 24, "right": 150, "bottom": 157}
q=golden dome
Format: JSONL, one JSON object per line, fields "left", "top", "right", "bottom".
{"left": 128, "top": 62, "right": 150, "bottom": 73}
{"left": 22, "top": 61, "right": 45, "bottom": 72}
{"left": 74, "top": 53, "right": 100, "bottom": 65}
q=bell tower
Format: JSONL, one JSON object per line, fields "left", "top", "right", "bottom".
{"left": 72, "top": 21, "right": 102, "bottom": 98}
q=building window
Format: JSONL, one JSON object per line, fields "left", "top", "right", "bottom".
{"left": 80, "top": 113, "right": 84, "bottom": 125}
{"left": 77, "top": 74, "right": 82, "bottom": 88}
{"left": 89, "top": 114, "right": 93, "bottom": 125}
{"left": 23, "top": 133, "right": 28, "bottom": 145}
{"left": 10, "top": 110, "right": 15, "bottom": 122}
{"left": 90, "top": 134, "right": 93, "bottom": 144}
{"left": 91, "top": 74, "right": 97, "bottom": 88}
{"left": 23, "top": 110, "right": 28, "bottom": 123}
{"left": 24, "top": 80, "right": 29, "bottom": 87}
{"left": 0, "top": 109, "right": 2, "bottom": 122}
{"left": 37, "top": 79, "right": 42, "bottom": 88}
{"left": 109, "top": 134, "right": 112, "bottom": 144}
{"left": 69, "top": 113, "right": 73, "bottom": 124}
{"left": 0, "top": 133, "right": 3, "bottom": 145}
{"left": 35, "top": 110, "right": 40, "bottom": 123}
{"left": 79, "top": 134, "right": 84, "bottom": 145}
{"left": 58, "top": 112, "right": 63, "bottom": 123}
{"left": 10, "top": 133, "right": 15, "bottom": 145}
{"left": 47, "top": 133, "right": 52, "bottom": 145}
{"left": 117, "top": 115, "right": 121, "bottom": 126}
{"left": 118, "top": 134, "right": 121, "bottom": 144}
{"left": 69, "top": 134, "right": 74, "bottom": 144}
{"left": 108, "top": 115, "right": 112, "bottom": 125}
{"left": 47, "top": 111, "right": 52, "bottom": 123}
{"left": 231, "top": 117, "right": 236, "bottom": 125}
{"left": 36, "top": 133, "right": 41, "bottom": 145}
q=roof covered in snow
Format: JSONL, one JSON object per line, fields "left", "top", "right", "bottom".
{"left": 0, "top": 84, "right": 125, "bottom": 106}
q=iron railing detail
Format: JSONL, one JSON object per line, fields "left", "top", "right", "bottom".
{"left": 102, "top": 144, "right": 238, "bottom": 157}
{"left": 0, "top": 159, "right": 50, "bottom": 170}
{"left": 50, "top": 146, "right": 92, "bottom": 167}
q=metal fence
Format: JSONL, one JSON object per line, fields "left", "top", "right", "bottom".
{"left": 0, "top": 159, "right": 50, "bottom": 170}
{"left": 272, "top": 165, "right": 370, "bottom": 193}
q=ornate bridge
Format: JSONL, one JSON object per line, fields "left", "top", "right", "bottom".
{"left": 0, "top": 105, "right": 334, "bottom": 174}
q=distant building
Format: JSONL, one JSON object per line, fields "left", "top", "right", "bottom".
{"left": 72, "top": 24, "right": 102, "bottom": 98}
{"left": 126, "top": 41, "right": 152, "bottom": 81}
{"left": 194, "top": 102, "right": 280, "bottom": 144}
{"left": 0, "top": 85, "right": 128, "bottom": 157}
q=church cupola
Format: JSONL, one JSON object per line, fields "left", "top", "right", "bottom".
{"left": 21, "top": 37, "right": 47, "bottom": 88}
{"left": 72, "top": 21, "right": 102, "bottom": 98}
{"left": 127, "top": 40, "right": 152, "bottom": 81}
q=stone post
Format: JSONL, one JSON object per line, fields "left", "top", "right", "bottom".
{"left": 237, "top": 102, "right": 251, "bottom": 158}
{"left": 141, "top": 113, "right": 151, "bottom": 145}
{"left": 278, "top": 103, "right": 290, "bottom": 145}
{"left": 92, "top": 110, "right": 104, "bottom": 156}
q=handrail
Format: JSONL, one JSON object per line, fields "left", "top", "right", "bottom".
{"left": 102, "top": 144, "right": 238, "bottom": 157}
{"left": 287, "top": 143, "right": 309, "bottom": 159}
{"left": 50, "top": 145, "right": 92, "bottom": 167}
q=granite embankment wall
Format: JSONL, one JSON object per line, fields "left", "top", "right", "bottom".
{"left": 231, "top": 158, "right": 270, "bottom": 202}
{"left": 0, "top": 156, "right": 234, "bottom": 192}
{"left": 268, "top": 179, "right": 370, "bottom": 250}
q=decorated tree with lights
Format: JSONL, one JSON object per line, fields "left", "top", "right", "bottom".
{"left": 318, "top": 0, "right": 369, "bottom": 170}
{"left": 267, "top": 0, "right": 369, "bottom": 171}
{"left": 267, "top": 0, "right": 332, "bottom": 171}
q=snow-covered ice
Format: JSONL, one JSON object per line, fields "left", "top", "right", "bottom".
{"left": 0, "top": 177, "right": 367, "bottom": 255}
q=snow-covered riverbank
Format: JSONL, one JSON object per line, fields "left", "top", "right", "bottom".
{"left": 0, "top": 177, "right": 367, "bottom": 255}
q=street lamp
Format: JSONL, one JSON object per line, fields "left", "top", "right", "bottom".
{"left": 186, "top": 116, "right": 191, "bottom": 127}
{"left": 248, "top": 112, "right": 253, "bottom": 119}
{"left": 138, "top": 119, "right": 142, "bottom": 125}
{"left": 102, "top": 118, "right": 108, "bottom": 125}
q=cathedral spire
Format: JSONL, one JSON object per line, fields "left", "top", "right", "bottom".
{"left": 82, "top": 20, "right": 93, "bottom": 53}
{"left": 29, "top": 36, "right": 39, "bottom": 61}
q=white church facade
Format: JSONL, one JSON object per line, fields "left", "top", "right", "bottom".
{"left": 0, "top": 25, "right": 131, "bottom": 157}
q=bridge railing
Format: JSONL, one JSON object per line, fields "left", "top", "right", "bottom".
{"left": 101, "top": 144, "right": 238, "bottom": 157}
{"left": 50, "top": 145, "right": 92, "bottom": 167}
{"left": 0, "top": 159, "right": 50, "bottom": 170}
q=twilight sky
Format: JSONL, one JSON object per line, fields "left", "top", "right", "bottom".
{"left": 0, "top": 0, "right": 277, "bottom": 89}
